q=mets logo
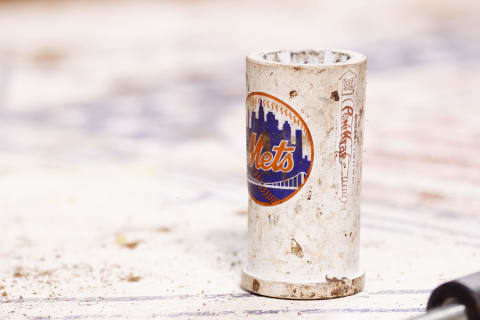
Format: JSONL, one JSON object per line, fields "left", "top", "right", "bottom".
{"left": 246, "top": 92, "right": 314, "bottom": 206}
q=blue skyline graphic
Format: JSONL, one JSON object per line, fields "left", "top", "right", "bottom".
{"left": 247, "top": 99, "right": 311, "bottom": 205}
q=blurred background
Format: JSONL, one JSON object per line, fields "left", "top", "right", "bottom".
{"left": 1, "top": 0, "right": 480, "bottom": 319}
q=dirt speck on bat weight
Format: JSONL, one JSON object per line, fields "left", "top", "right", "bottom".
{"left": 295, "top": 204, "right": 302, "bottom": 214}
{"left": 330, "top": 90, "right": 339, "bottom": 101}
{"left": 325, "top": 275, "right": 348, "bottom": 282}
{"left": 291, "top": 239, "right": 304, "bottom": 258}
{"left": 252, "top": 279, "right": 260, "bottom": 292}
{"left": 330, "top": 286, "right": 343, "bottom": 296}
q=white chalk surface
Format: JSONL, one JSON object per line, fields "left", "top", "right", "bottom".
{"left": 0, "top": 1, "right": 479, "bottom": 319}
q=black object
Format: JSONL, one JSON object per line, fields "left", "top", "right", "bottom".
{"left": 427, "top": 272, "right": 480, "bottom": 320}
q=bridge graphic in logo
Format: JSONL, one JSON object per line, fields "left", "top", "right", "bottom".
{"left": 246, "top": 92, "right": 314, "bottom": 206}
{"left": 247, "top": 172, "right": 306, "bottom": 190}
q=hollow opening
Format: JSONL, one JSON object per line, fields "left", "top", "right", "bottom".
{"left": 261, "top": 50, "right": 351, "bottom": 65}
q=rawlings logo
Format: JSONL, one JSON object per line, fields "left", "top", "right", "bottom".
{"left": 339, "top": 101, "right": 354, "bottom": 161}
{"left": 338, "top": 97, "right": 355, "bottom": 204}
{"left": 246, "top": 92, "right": 313, "bottom": 206}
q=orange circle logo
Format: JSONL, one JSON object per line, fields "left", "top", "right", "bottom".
{"left": 246, "top": 92, "right": 314, "bottom": 206}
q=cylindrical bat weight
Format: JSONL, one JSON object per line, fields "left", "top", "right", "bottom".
{"left": 242, "top": 49, "right": 367, "bottom": 299}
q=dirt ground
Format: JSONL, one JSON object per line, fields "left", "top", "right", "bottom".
{"left": 0, "top": 0, "right": 480, "bottom": 319}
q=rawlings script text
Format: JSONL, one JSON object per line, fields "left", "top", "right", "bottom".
{"left": 339, "top": 99, "right": 354, "bottom": 203}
